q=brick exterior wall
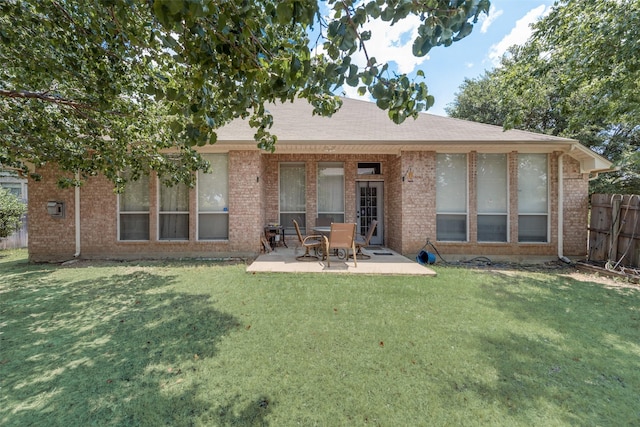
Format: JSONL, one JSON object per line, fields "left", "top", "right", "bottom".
{"left": 561, "top": 155, "right": 590, "bottom": 257}
{"left": 397, "top": 151, "right": 436, "bottom": 254}
{"left": 27, "top": 168, "right": 77, "bottom": 261}
{"left": 27, "top": 150, "right": 591, "bottom": 262}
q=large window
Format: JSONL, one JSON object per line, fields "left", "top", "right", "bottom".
{"left": 477, "top": 154, "right": 508, "bottom": 242}
{"left": 280, "top": 163, "right": 306, "bottom": 233}
{"left": 159, "top": 180, "right": 189, "bottom": 240}
{"left": 317, "top": 162, "right": 344, "bottom": 223}
{"left": 198, "top": 154, "right": 229, "bottom": 240}
{"left": 436, "top": 154, "right": 467, "bottom": 241}
{"left": 518, "top": 154, "right": 548, "bottom": 242}
{"left": 118, "top": 173, "right": 150, "bottom": 241}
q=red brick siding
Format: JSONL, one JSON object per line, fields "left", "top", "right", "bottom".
{"left": 27, "top": 150, "right": 590, "bottom": 262}
{"left": 397, "top": 151, "right": 436, "bottom": 254}
{"left": 27, "top": 168, "right": 77, "bottom": 262}
{"left": 561, "top": 155, "right": 589, "bottom": 256}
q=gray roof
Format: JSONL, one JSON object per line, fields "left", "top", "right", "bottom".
{"left": 212, "top": 97, "right": 612, "bottom": 174}
{"left": 216, "top": 97, "right": 571, "bottom": 143}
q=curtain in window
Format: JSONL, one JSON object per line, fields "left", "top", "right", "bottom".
{"left": 280, "top": 163, "right": 306, "bottom": 232}
{"left": 159, "top": 181, "right": 189, "bottom": 240}
{"left": 436, "top": 154, "right": 467, "bottom": 241}
{"left": 518, "top": 154, "right": 548, "bottom": 242}
{"left": 119, "top": 174, "right": 149, "bottom": 240}
{"left": 477, "top": 154, "right": 507, "bottom": 242}
{"left": 317, "top": 162, "right": 344, "bottom": 223}
{"left": 198, "top": 154, "right": 229, "bottom": 239}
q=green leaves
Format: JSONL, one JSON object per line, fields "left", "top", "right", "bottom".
{"left": 0, "top": 187, "right": 26, "bottom": 238}
{"left": 1, "top": 0, "right": 489, "bottom": 187}
{"left": 447, "top": 0, "right": 640, "bottom": 194}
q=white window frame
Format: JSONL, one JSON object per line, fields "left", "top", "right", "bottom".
{"left": 436, "top": 153, "right": 468, "bottom": 242}
{"left": 158, "top": 180, "right": 190, "bottom": 241}
{"left": 117, "top": 173, "right": 150, "bottom": 241}
{"left": 317, "top": 162, "right": 345, "bottom": 224}
{"left": 279, "top": 162, "right": 306, "bottom": 234}
{"left": 517, "top": 153, "right": 549, "bottom": 243}
{"left": 197, "top": 154, "right": 229, "bottom": 241}
{"left": 477, "top": 153, "right": 509, "bottom": 242}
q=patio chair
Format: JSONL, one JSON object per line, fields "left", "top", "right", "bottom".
{"left": 293, "top": 219, "right": 325, "bottom": 261}
{"left": 325, "top": 222, "right": 357, "bottom": 267}
{"left": 353, "top": 220, "right": 378, "bottom": 260}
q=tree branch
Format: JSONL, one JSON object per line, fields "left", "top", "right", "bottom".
{"left": 0, "top": 89, "right": 93, "bottom": 110}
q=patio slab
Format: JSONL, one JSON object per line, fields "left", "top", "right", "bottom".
{"left": 246, "top": 247, "right": 436, "bottom": 276}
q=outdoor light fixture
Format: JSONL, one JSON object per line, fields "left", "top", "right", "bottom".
{"left": 402, "top": 167, "right": 414, "bottom": 182}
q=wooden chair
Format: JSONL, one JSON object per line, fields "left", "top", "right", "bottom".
{"left": 293, "top": 219, "right": 324, "bottom": 261}
{"left": 353, "top": 220, "right": 378, "bottom": 260}
{"left": 325, "top": 223, "right": 357, "bottom": 267}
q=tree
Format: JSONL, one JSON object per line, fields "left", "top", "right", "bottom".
{"left": 0, "top": 188, "right": 26, "bottom": 239}
{"left": 447, "top": 0, "right": 640, "bottom": 194}
{"left": 1, "top": 0, "right": 490, "bottom": 189}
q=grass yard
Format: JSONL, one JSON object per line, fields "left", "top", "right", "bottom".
{"left": 1, "top": 249, "right": 639, "bottom": 426}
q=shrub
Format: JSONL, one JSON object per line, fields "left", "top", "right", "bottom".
{"left": 0, "top": 188, "right": 26, "bottom": 238}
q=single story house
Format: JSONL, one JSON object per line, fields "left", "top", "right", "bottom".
{"left": 27, "top": 97, "right": 612, "bottom": 262}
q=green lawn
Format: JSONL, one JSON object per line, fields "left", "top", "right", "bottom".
{"left": 1, "top": 249, "right": 639, "bottom": 426}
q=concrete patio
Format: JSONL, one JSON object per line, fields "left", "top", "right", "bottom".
{"left": 247, "top": 246, "right": 437, "bottom": 276}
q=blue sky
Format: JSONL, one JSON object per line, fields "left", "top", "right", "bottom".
{"left": 329, "top": 0, "right": 557, "bottom": 116}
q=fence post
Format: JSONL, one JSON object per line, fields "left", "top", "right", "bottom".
{"left": 609, "top": 196, "right": 621, "bottom": 263}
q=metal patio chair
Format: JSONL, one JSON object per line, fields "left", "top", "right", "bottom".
{"left": 353, "top": 220, "right": 378, "bottom": 260}
{"left": 293, "top": 219, "right": 325, "bottom": 261}
{"left": 325, "top": 222, "right": 357, "bottom": 267}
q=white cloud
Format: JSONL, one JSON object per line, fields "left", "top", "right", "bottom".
{"left": 340, "top": 84, "right": 372, "bottom": 102}
{"left": 349, "top": 14, "right": 426, "bottom": 75}
{"left": 480, "top": 5, "right": 503, "bottom": 33}
{"left": 488, "top": 5, "right": 550, "bottom": 66}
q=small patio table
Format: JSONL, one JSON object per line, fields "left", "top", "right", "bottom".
{"left": 313, "top": 225, "right": 354, "bottom": 260}
{"left": 311, "top": 225, "right": 331, "bottom": 238}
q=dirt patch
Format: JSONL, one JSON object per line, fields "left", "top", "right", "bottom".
{"left": 449, "top": 259, "right": 639, "bottom": 291}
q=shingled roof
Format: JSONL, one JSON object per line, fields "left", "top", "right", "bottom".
{"left": 212, "top": 97, "right": 612, "bottom": 174}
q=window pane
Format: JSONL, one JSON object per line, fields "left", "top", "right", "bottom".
{"left": 160, "top": 182, "right": 189, "bottom": 212}
{"left": 119, "top": 214, "right": 150, "bottom": 240}
{"left": 159, "top": 214, "right": 189, "bottom": 240}
{"left": 437, "top": 214, "right": 467, "bottom": 241}
{"left": 119, "top": 173, "right": 149, "bottom": 241}
{"left": 357, "top": 162, "right": 381, "bottom": 175}
{"left": 0, "top": 183, "right": 22, "bottom": 199}
{"left": 519, "top": 215, "right": 548, "bottom": 242}
{"left": 436, "top": 154, "right": 467, "bottom": 213}
{"left": 280, "top": 163, "right": 306, "bottom": 233}
{"left": 198, "top": 154, "right": 228, "bottom": 212}
{"left": 478, "top": 215, "right": 507, "bottom": 242}
{"left": 198, "top": 213, "right": 229, "bottom": 240}
{"left": 518, "top": 154, "right": 548, "bottom": 213}
{"left": 477, "top": 154, "right": 507, "bottom": 213}
{"left": 121, "top": 174, "right": 149, "bottom": 211}
{"left": 280, "top": 163, "right": 305, "bottom": 211}
{"left": 318, "top": 162, "right": 344, "bottom": 215}
{"left": 317, "top": 213, "right": 344, "bottom": 224}
{"left": 281, "top": 213, "right": 306, "bottom": 234}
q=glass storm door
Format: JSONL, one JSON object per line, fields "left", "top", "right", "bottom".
{"left": 356, "top": 181, "right": 383, "bottom": 246}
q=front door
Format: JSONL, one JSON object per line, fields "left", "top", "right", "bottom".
{"left": 356, "top": 181, "right": 383, "bottom": 246}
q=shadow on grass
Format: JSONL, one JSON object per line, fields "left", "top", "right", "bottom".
{"left": 1, "top": 267, "right": 271, "bottom": 426}
{"left": 468, "top": 270, "right": 640, "bottom": 424}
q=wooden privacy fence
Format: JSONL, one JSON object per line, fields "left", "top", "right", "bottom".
{"left": 588, "top": 194, "right": 640, "bottom": 269}
{"left": 0, "top": 215, "right": 28, "bottom": 250}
